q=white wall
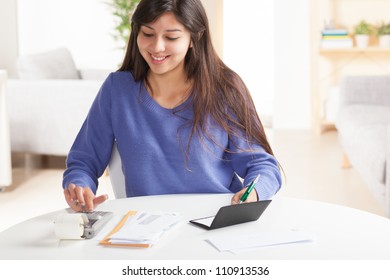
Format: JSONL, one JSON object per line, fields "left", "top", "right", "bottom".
{"left": 0, "top": 0, "right": 18, "bottom": 77}
{"left": 2, "top": 0, "right": 312, "bottom": 130}
{"left": 223, "top": 0, "right": 275, "bottom": 120}
{"left": 273, "top": 0, "right": 311, "bottom": 130}
{"left": 15, "top": 0, "right": 224, "bottom": 72}
{"left": 200, "top": 0, "right": 223, "bottom": 57}
{"left": 17, "top": 0, "right": 123, "bottom": 70}
{"left": 223, "top": 0, "right": 311, "bottom": 130}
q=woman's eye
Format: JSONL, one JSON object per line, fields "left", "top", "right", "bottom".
{"left": 142, "top": 32, "right": 153, "bottom": 37}
{"left": 167, "top": 37, "right": 179, "bottom": 41}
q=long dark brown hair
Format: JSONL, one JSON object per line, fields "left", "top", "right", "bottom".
{"left": 118, "top": 0, "right": 274, "bottom": 157}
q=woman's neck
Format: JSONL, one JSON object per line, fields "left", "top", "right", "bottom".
{"left": 146, "top": 71, "right": 192, "bottom": 109}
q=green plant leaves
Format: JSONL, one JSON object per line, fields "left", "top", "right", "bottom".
{"left": 106, "top": 0, "right": 140, "bottom": 49}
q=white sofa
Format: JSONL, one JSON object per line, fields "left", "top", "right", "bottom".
{"left": 6, "top": 48, "right": 110, "bottom": 156}
{"left": 335, "top": 75, "right": 390, "bottom": 217}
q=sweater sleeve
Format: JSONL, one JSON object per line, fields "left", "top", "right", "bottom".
{"left": 62, "top": 74, "right": 115, "bottom": 194}
{"left": 226, "top": 135, "right": 282, "bottom": 200}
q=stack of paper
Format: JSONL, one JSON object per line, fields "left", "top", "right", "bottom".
{"left": 100, "top": 211, "right": 181, "bottom": 248}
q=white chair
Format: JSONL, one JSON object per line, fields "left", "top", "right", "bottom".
{"left": 108, "top": 143, "right": 126, "bottom": 199}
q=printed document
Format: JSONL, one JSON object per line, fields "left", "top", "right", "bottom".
{"left": 100, "top": 211, "right": 181, "bottom": 248}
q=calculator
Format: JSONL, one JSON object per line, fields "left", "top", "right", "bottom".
{"left": 83, "top": 211, "right": 113, "bottom": 239}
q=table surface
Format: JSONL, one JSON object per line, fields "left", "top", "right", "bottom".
{"left": 1, "top": 194, "right": 390, "bottom": 260}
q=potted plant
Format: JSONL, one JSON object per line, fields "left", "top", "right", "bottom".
{"left": 376, "top": 22, "right": 390, "bottom": 48}
{"left": 353, "top": 20, "right": 373, "bottom": 48}
{"left": 106, "top": 0, "right": 141, "bottom": 50}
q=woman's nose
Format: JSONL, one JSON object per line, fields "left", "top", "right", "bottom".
{"left": 151, "top": 37, "right": 165, "bottom": 53}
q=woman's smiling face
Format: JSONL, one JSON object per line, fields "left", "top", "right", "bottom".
{"left": 137, "top": 12, "right": 192, "bottom": 77}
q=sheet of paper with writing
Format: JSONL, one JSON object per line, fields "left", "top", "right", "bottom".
{"left": 100, "top": 211, "right": 181, "bottom": 248}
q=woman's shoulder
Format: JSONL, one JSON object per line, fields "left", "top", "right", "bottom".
{"left": 106, "top": 71, "right": 139, "bottom": 85}
{"left": 97, "top": 71, "right": 142, "bottom": 101}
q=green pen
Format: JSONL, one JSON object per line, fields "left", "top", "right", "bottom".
{"left": 239, "top": 174, "right": 261, "bottom": 204}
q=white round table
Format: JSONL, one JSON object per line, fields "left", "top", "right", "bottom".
{"left": 1, "top": 194, "right": 390, "bottom": 259}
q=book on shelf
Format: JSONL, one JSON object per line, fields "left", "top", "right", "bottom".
{"left": 320, "top": 28, "right": 353, "bottom": 49}
{"left": 321, "top": 29, "right": 348, "bottom": 36}
{"left": 320, "top": 38, "right": 353, "bottom": 49}
{"left": 321, "top": 35, "right": 350, "bottom": 40}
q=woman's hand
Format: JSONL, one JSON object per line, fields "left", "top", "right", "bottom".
{"left": 64, "top": 183, "right": 108, "bottom": 212}
{"left": 231, "top": 187, "right": 258, "bottom": 205}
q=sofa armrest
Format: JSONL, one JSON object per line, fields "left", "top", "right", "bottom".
{"left": 387, "top": 123, "right": 390, "bottom": 184}
{"left": 387, "top": 122, "right": 390, "bottom": 155}
{"left": 6, "top": 79, "right": 104, "bottom": 155}
{"left": 78, "top": 69, "right": 112, "bottom": 80}
{"left": 7, "top": 79, "right": 103, "bottom": 103}
{"left": 340, "top": 75, "right": 390, "bottom": 107}
{"left": 385, "top": 123, "right": 390, "bottom": 217}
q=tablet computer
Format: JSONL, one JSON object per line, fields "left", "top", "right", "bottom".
{"left": 189, "top": 200, "right": 271, "bottom": 230}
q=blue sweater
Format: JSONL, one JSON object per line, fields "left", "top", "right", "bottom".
{"left": 63, "top": 72, "right": 282, "bottom": 199}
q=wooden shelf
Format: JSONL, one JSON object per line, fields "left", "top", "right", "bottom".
{"left": 311, "top": 0, "right": 390, "bottom": 134}
{"left": 320, "top": 47, "right": 390, "bottom": 54}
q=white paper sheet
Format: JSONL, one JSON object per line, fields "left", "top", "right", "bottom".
{"left": 206, "top": 229, "right": 315, "bottom": 254}
{"left": 190, "top": 216, "right": 215, "bottom": 227}
{"left": 109, "top": 211, "right": 181, "bottom": 245}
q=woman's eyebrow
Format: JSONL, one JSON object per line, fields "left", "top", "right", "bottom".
{"left": 143, "top": 24, "right": 182, "bottom": 32}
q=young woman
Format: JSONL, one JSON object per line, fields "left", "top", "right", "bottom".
{"left": 62, "top": 0, "right": 282, "bottom": 212}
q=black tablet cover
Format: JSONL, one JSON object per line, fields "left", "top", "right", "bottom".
{"left": 189, "top": 200, "right": 271, "bottom": 230}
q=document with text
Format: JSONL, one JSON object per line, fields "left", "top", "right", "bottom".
{"left": 100, "top": 211, "right": 181, "bottom": 248}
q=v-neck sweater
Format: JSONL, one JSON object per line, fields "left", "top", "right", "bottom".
{"left": 63, "top": 72, "right": 282, "bottom": 199}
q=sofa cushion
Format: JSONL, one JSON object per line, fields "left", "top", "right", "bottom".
{"left": 336, "top": 105, "right": 390, "bottom": 129}
{"left": 336, "top": 105, "right": 390, "bottom": 184}
{"left": 341, "top": 76, "right": 390, "bottom": 107}
{"left": 17, "top": 48, "right": 80, "bottom": 80}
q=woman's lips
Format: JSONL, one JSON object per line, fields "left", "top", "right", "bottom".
{"left": 150, "top": 54, "right": 169, "bottom": 63}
